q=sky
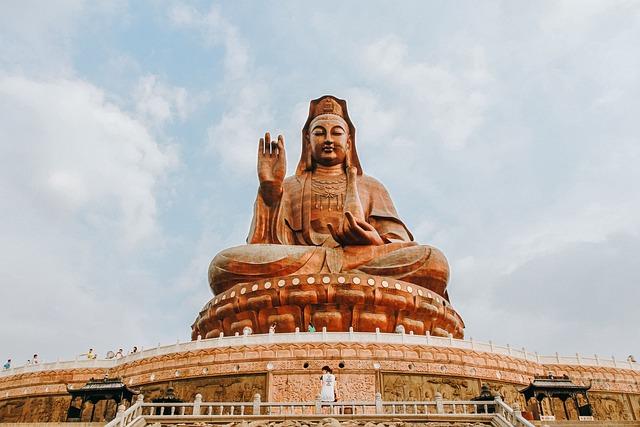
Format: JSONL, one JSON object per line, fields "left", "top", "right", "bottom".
{"left": 1, "top": 0, "right": 639, "bottom": 366}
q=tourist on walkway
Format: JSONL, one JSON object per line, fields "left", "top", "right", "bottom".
{"left": 130, "top": 346, "right": 138, "bottom": 354}
{"left": 269, "top": 322, "right": 277, "bottom": 334}
{"left": 87, "top": 349, "right": 96, "bottom": 360}
{"left": 32, "top": 354, "right": 39, "bottom": 364}
{"left": 2, "top": 359, "right": 10, "bottom": 370}
{"left": 115, "top": 348, "right": 124, "bottom": 359}
{"left": 320, "top": 366, "right": 336, "bottom": 402}
{"left": 307, "top": 323, "right": 316, "bottom": 333}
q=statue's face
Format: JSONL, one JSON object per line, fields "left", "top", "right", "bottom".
{"left": 308, "top": 115, "right": 350, "bottom": 167}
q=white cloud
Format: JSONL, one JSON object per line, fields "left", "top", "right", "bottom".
{"left": 134, "top": 75, "right": 190, "bottom": 127}
{"left": 0, "top": 1, "right": 127, "bottom": 77}
{"left": 0, "top": 75, "right": 176, "bottom": 247}
{"left": 170, "top": 3, "right": 274, "bottom": 177}
{"left": 169, "top": 4, "right": 249, "bottom": 79}
{"left": 207, "top": 83, "right": 273, "bottom": 175}
{"left": 359, "top": 35, "right": 492, "bottom": 150}
{"left": 0, "top": 1, "right": 81, "bottom": 75}
{"left": 0, "top": 73, "right": 180, "bottom": 361}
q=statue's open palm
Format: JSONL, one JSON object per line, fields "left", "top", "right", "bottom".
{"left": 258, "top": 132, "right": 286, "bottom": 184}
{"left": 257, "top": 132, "right": 286, "bottom": 204}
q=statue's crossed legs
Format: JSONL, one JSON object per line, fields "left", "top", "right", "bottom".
{"left": 209, "top": 242, "right": 449, "bottom": 300}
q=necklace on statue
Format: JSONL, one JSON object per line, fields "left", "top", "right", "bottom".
{"left": 311, "top": 175, "right": 346, "bottom": 211}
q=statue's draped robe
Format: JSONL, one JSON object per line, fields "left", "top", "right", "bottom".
{"left": 209, "top": 172, "right": 449, "bottom": 298}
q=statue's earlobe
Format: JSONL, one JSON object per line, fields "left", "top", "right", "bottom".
{"left": 305, "top": 135, "right": 313, "bottom": 170}
{"left": 306, "top": 150, "right": 313, "bottom": 170}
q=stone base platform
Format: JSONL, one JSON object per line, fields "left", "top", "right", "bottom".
{"left": 192, "top": 273, "right": 464, "bottom": 339}
{"left": 1, "top": 333, "right": 639, "bottom": 423}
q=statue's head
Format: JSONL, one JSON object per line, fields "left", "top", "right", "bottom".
{"left": 297, "top": 95, "right": 362, "bottom": 175}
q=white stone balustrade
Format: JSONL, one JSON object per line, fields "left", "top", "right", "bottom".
{"left": 105, "top": 393, "right": 535, "bottom": 427}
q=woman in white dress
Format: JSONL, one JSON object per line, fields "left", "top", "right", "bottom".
{"left": 320, "top": 366, "right": 336, "bottom": 402}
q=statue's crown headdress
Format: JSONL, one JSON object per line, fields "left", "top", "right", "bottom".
{"left": 309, "top": 97, "right": 346, "bottom": 121}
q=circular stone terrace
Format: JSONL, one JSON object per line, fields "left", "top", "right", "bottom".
{"left": 1, "top": 332, "right": 638, "bottom": 400}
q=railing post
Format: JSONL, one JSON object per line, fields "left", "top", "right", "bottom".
{"left": 375, "top": 392, "right": 382, "bottom": 414}
{"left": 494, "top": 395, "right": 504, "bottom": 416}
{"left": 435, "top": 392, "right": 444, "bottom": 414}
{"left": 512, "top": 401, "right": 522, "bottom": 417}
{"left": 135, "top": 394, "right": 144, "bottom": 417}
{"left": 253, "top": 393, "right": 261, "bottom": 415}
{"left": 315, "top": 394, "right": 322, "bottom": 414}
{"left": 193, "top": 393, "right": 202, "bottom": 415}
{"left": 113, "top": 403, "right": 126, "bottom": 426}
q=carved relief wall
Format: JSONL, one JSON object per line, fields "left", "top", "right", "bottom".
{"left": 381, "top": 374, "right": 480, "bottom": 401}
{"left": 0, "top": 395, "right": 69, "bottom": 423}
{"left": 629, "top": 393, "right": 640, "bottom": 421}
{"left": 548, "top": 397, "right": 576, "bottom": 421}
{"left": 589, "top": 392, "right": 634, "bottom": 421}
{"left": 270, "top": 372, "right": 376, "bottom": 402}
{"left": 138, "top": 374, "right": 266, "bottom": 403}
{"left": 0, "top": 374, "right": 266, "bottom": 423}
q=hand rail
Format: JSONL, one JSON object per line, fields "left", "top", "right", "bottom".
{"left": 494, "top": 397, "right": 535, "bottom": 427}
{"left": 104, "top": 395, "right": 530, "bottom": 427}
{"left": 105, "top": 398, "right": 143, "bottom": 427}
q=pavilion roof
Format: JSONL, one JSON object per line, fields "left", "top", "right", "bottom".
{"left": 519, "top": 375, "right": 590, "bottom": 397}
{"left": 67, "top": 377, "right": 138, "bottom": 399}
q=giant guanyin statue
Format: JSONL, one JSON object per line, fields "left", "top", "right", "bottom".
{"left": 192, "top": 96, "right": 464, "bottom": 339}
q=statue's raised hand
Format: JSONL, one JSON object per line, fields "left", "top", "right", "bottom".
{"left": 257, "top": 132, "right": 286, "bottom": 205}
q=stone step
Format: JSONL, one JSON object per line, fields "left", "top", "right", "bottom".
{"left": 0, "top": 423, "right": 105, "bottom": 427}
{"left": 152, "top": 422, "right": 493, "bottom": 427}
{"left": 532, "top": 421, "right": 640, "bottom": 427}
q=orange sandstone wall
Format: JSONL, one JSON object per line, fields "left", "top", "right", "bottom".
{"left": 1, "top": 343, "right": 639, "bottom": 422}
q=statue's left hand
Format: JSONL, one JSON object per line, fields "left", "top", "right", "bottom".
{"left": 327, "top": 211, "right": 384, "bottom": 246}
